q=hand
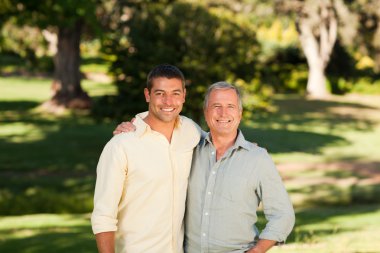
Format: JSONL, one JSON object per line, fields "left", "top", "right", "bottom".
{"left": 113, "top": 118, "right": 136, "bottom": 135}
{"left": 246, "top": 239, "right": 276, "bottom": 253}
{"left": 246, "top": 248, "right": 263, "bottom": 253}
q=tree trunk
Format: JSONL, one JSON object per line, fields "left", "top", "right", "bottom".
{"left": 43, "top": 20, "right": 91, "bottom": 112}
{"left": 297, "top": 0, "right": 338, "bottom": 98}
{"left": 374, "top": 19, "right": 380, "bottom": 73}
{"left": 307, "top": 64, "right": 327, "bottom": 96}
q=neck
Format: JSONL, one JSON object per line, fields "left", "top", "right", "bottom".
{"left": 210, "top": 131, "right": 238, "bottom": 160}
{"left": 143, "top": 114, "right": 176, "bottom": 143}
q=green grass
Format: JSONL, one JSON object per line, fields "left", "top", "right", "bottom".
{"left": 0, "top": 214, "right": 97, "bottom": 253}
{"left": 0, "top": 76, "right": 117, "bottom": 214}
{"left": 0, "top": 76, "right": 380, "bottom": 252}
{"left": 1, "top": 205, "right": 379, "bottom": 253}
{"left": 270, "top": 205, "right": 380, "bottom": 253}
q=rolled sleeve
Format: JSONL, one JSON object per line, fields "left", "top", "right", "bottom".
{"left": 91, "top": 136, "right": 128, "bottom": 234}
{"left": 256, "top": 150, "right": 295, "bottom": 242}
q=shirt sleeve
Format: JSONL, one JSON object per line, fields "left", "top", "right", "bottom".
{"left": 255, "top": 149, "right": 295, "bottom": 243}
{"left": 91, "top": 136, "right": 128, "bottom": 234}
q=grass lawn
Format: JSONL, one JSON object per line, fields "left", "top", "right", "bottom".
{"left": 1, "top": 205, "right": 379, "bottom": 253}
{"left": 0, "top": 75, "right": 380, "bottom": 252}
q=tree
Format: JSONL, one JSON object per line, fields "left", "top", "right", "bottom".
{"left": 346, "top": 0, "right": 380, "bottom": 73}
{"left": 96, "top": 0, "right": 264, "bottom": 123}
{"left": 277, "top": 0, "right": 340, "bottom": 97}
{"left": 7, "top": 0, "right": 102, "bottom": 111}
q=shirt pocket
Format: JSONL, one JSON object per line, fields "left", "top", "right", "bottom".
{"left": 219, "top": 174, "right": 249, "bottom": 203}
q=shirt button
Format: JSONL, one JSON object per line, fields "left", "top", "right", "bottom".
{"left": 202, "top": 233, "right": 206, "bottom": 237}
{"left": 205, "top": 212, "right": 209, "bottom": 216}
{"left": 211, "top": 151, "right": 215, "bottom": 155}
{"left": 212, "top": 171, "right": 216, "bottom": 175}
{"left": 208, "top": 191, "right": 211, "bottom": 195}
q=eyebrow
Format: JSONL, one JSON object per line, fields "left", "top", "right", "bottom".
{"left": 153, "top": 89, "right": 183, "bottom": 93}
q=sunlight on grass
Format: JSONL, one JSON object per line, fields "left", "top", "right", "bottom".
{"left": 0, "top": 214, "right": 96, "bottom": 253}
{"left": 0, "top": 123, "right": 53, "bottom": 143}
{"left": 82, "top": 79, "right": 116, "bottom": 97}
{"left": 0, "top": 77, "right": 51, "bottom": 102}
{"left": 270, "top": 205, "right": 380, "bottom": 253}
{"left": 0, "top": 77, "right": 116, "bottom": 103}
{"left": 0, "top": 214, "right": 90, "bottom": 230}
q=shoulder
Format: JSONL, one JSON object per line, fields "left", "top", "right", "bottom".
{"left": 105, "top": 132, "right": 138, "bottom": 150}
{"left": 179, "top": 115, "right": 199, "bottom": 130}
{"left": 242, "top": 142, "right": 274, "bottom": 166}
{"left": 179, "top": 116, "right": 201, "bottom": 136}
{"left": 175, "top": 115, "right": 201, "bottom": 149}
{"left": 244, "top": 141, "right": 268, "bottom": 155}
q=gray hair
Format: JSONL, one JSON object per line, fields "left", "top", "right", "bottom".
{"left": 203, "top": 81, "right": 243, "bottom": 110}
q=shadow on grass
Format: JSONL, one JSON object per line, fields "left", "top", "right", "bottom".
{"left": 0, "top": 101, "right": 116, "bottom": 214}
{"left": 252, "top": 96, "right": 378, "bottom": 132}
{"left": 241, "top": 127, "right": 348, "bottom": 154}
{"left": 0, "top": 175, "right": 95, "bottom": 214}
{"left": 0, "top": 225, "right": 97, "bottom": 253}
{"left": 0, "top": 101, "right": 40, "bottom": 112}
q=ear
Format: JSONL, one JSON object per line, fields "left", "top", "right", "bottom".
{"left": 183, "top": 88, "right": 187, "bottom": 102}
{"left": 144, "top": 88, "right": 150, "bottom": 102}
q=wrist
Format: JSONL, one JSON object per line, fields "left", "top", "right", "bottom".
{"left": 247, "top": 248, "right": 263, "bottom": 253}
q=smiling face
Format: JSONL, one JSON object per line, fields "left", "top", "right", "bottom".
{"left": 144, "top": 77, "right": 186, "bottom": 124}
{"left": 204, "top": 88, "right": 242, "bottom": 138}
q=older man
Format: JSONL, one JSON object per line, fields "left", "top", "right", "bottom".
{"left": 184, "top": 82, "right": 295, "bottom": 253}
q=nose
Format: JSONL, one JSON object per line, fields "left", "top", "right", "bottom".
{"left": 217, "top": 106, "right": 227, "bottom": 116}
{"left": 163, "top": 94, "right": 173, "bottom": 105}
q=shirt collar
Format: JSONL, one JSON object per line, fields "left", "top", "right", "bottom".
{"left": 134, "top": 111, "right": 182, "bottom": 137}
{"left": 203, "top": 129, "right": 251, "bottom": 151}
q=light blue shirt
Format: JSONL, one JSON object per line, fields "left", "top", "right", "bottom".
{"left": 185, "top": 130, "right": 295, "bottom": 253}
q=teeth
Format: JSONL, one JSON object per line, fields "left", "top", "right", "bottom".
{"left": 162, "top": 108, "right": 174, "bottom": 112}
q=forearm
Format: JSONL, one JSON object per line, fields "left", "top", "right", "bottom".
{"left": 95, "top": 231, "right": 115, "bottom": 253}
{"left": 246, "top": 239, "right": 276, "bottom": 253}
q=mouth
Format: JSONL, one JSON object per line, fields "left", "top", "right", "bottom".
{"left": 216, "top": 119, "right": 232, "bottom": 123}
{"left": 161, "top": 108, "right": 175, "bottom": 112}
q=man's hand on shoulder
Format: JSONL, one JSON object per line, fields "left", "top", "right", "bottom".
{"left": 113, "top": 118, "right": 136, "bottom": 135}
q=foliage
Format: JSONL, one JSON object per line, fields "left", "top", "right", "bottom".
{"left": 95, "top": 0, "right": 267, "bottom": 123}
{"left": 0, "top": 19, "right": 54, "bottom": 72}
{"left": 0, "top": 0, "right": 102, "bottom": 58}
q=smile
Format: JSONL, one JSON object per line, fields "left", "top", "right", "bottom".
{"left": 161, "top": 108, "right": 175, "bottom": 112}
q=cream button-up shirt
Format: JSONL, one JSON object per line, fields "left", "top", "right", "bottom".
{"left": 91, "top": 113, "right": 200, "bottom": 253}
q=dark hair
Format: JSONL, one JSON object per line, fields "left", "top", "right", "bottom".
{"left": 203, "top": 81, "right": 243, "bottom": 110}
{"left": 146, "top": 64, "right": 185, "bottom": 91}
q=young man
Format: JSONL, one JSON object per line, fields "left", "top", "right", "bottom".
{"left": 91, "top": 64, "right": 200, "bottom": 253}
{"left": 114, "top": 82, "right": 295, "bottom": 253}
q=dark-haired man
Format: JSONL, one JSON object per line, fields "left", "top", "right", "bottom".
{"left": 91, "top": 64, "right": 201, "bottom": 253}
